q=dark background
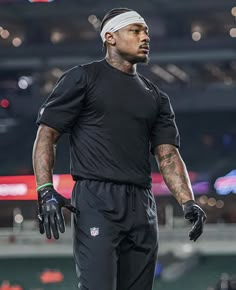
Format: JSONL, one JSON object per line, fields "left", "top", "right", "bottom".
{"left": 0, "top": 1, "right": 236, "bottom": 289}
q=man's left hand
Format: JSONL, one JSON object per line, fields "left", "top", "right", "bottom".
{"left": 182, "top": 200, "right": 207, "bottom": 242}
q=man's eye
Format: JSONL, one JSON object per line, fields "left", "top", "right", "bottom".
{"left": 131, "top": 29, "right": 139, "bottom": 33}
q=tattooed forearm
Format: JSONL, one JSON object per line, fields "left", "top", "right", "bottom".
{"left": 32, "top": 124, "right": 61, "bottom": 187}
{"left": 155, "top": 144, "right": 194, "bottom": 205}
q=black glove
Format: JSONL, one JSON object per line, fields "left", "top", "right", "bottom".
{"left": 37, "top": 185, "right": 79, "bottom": 239}
{"left": 182, "top": 200, "right": 207, "bottom": 242}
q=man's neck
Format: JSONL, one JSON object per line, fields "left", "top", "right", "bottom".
{"left": 105, "top": 56, "right": 137, "bottom": 75}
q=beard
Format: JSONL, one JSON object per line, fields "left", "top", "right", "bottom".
{"left": 119, "top": 50, "right": 150, "bottom": 65}
{"left": 131, "top": 54, "right": 149, "bottom": 64}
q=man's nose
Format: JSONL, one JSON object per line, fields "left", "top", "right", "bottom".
{"left": 141, "top": 32, "right": 150, "bottom": 43}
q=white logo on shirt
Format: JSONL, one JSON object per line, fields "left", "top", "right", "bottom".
{"left": 145, "top": 87, "right": 152, "bottom": 92}
{"left": 90, "top": 227, "right": 99, "bottom": 237}
{"left": 40, "top": 107, "right": 45, "bottom": 116}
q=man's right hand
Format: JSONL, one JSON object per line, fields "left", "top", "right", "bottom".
{"left": 37, "top": 185, "right": 78, "bottom": 239}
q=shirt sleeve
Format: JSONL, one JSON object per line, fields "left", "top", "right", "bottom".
{"left": 150, "top": 90, "right": 180, "bottom": 155}
{"left": 37, "top": 65, "right": 87, "bottom": 133}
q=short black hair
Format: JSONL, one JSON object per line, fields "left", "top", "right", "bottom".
{"left": 100, "top": 8, "right": 133, "bottom": 32}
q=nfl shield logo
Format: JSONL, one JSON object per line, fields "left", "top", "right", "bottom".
{"left": 90, "top": 227, "right": 99, "bottom": 237}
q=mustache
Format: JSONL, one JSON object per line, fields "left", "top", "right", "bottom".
{"left": 139, "top": 43, "right": 150, "bottom": 49}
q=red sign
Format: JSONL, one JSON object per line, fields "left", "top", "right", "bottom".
{"left": 0, "top": 172, "right": 201, "bottom": 200}
{"left": 0, "top": 174, "right": 74, "bottom": 200}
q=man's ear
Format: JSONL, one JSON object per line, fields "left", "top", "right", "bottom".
{"left": 105, "top": 32, "right": 116, "bottom": 46}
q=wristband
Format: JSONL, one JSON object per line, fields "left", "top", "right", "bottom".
{"left": 37, "top": 183, "right": 53, "bottom": 191}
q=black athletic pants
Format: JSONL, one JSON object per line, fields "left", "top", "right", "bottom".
{"left": 71, "top": 179, "right": 158, "bottom": 290}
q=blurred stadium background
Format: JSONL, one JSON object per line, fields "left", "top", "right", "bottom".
{"left": 0, "top": 0, "right": 236, "bottom": 289}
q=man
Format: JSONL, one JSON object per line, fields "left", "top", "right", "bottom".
{"left": 33, "top": 7, "right": 206, "bottom": 290}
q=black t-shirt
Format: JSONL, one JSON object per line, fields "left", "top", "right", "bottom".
{"left": 37, "top": 59, "right": 180, "bottom": 188}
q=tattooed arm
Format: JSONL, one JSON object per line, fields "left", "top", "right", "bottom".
{"left": 155, "top": 144, "right": 207, "bottom": 241}
{"left": 32, "top": 124, "right": 77, "bottom": 239}
{"left": 155, "top": 144, "right": 194, "bottom": 205}
{"left": 32, "top": 124, "right": 61, "bottom": 187}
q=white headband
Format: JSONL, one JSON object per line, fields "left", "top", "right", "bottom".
{"left": 100, "top": 11, "right": 146, "bottom": 43}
